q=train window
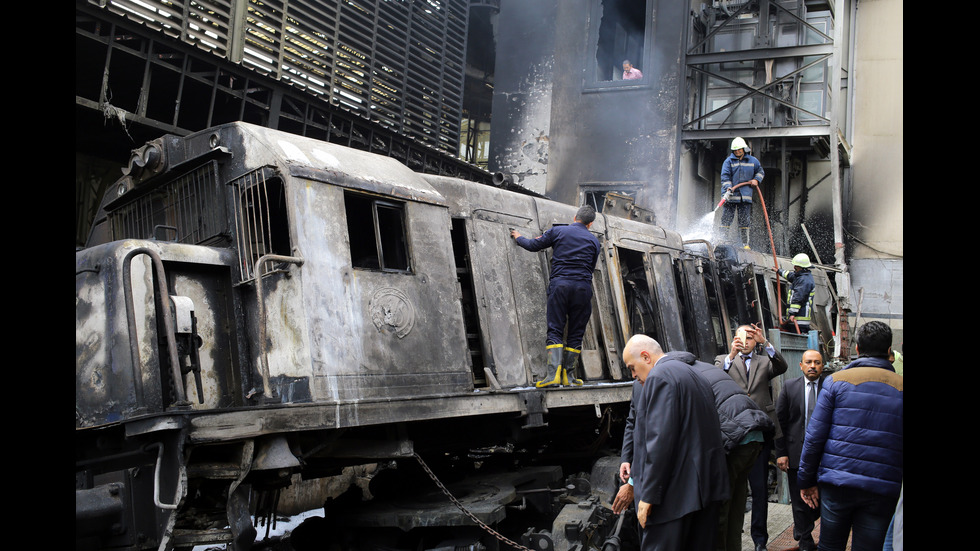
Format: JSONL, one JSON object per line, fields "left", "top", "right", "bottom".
{"left": 755, "top": 272, "right": 776, "bottom": 332}
{"left": 230, "top": 170, "right": 291, "bottom": 281}
{"left": 582, "top": 188, "right": 639, "bottom": 212}
{"left": 345, "top": 191, "right": 411, "bottom": 272}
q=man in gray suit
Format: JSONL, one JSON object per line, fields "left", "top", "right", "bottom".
{"left": 715, "top": 324, "right": 788, "bottom": 551}
{"left": 775, "top": 349, "right": 825, "bottom": 551}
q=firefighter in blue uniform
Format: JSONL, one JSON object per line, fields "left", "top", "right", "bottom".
{"left": 779, "top": 253, "right": 816, "bottom": 334}
{"left": 719, "top": 137, "right": 765, "bottom": 249}
{"left": 511, "top": 205, "right": 601, "bottom": 387}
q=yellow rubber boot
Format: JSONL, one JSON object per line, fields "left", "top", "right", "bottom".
{"left": 563, "top": 347, "right": 583, "bottom": 386}
{"left": 740, "top": 227, "right": 751, "bottom": 249}
{"left": 535, "top": 344, "right": 564, "bottom": 388}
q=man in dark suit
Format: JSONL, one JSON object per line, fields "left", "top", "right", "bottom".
{"left": 715, "top": 324, "right": 788, "bottom": 551}
{"left": 624, "top": 334, "right": 730, "bottom": 550}
{"left": 775, "top": 349, "right": 825, "bottom": 551}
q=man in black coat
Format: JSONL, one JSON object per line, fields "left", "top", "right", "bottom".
{"left": 774, "top": 349, "right": 825, "bottom": 551}
{"left": 715, "top": 324, "right": 787, "bottom": 551}
{"left": 623, "top": 335, "right": 730, "bottom": 550}
{"left": 618, "top": 380, "right": 641, "bottom": 484}
{"left": 690, "top": 354, "right": 775, "bottom": 551}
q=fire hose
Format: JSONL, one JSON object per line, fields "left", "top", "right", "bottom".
{"left": 752, "top": 185, "right": 797, "bottom": 333}
{"left": 719, "top": 181, "right": 795, "bottom": 332}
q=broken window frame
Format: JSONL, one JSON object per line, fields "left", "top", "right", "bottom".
{"left": 230, "top": 169, "right": 292, "bottom": 282}
{"left": 344, "top": 191, "right": 413, "bottom": 273}
{"left": 580, "top": 184, "right": 642, "bottom": 213}
{"left": 583, "top": 0, "right": 653, "bottom": 92}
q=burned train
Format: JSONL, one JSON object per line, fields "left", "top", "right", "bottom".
{"left": 76, "top": 122, "right": 837, "bottom": 551}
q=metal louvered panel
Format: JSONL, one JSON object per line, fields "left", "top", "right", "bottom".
{"left": 185, "top": 0, "right": 233, "bottom": 54}
{"left": 88, "top": 0, "right": 468, "bottom": 156}
{"left": 94, "top": 0, "right": 233, "bottom": 56}
{"left": 243, "top": 0, "right": 286, "bottom": 77}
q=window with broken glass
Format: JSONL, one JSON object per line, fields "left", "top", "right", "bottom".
{"left": 345, "top": 191, "right": 412, "bottom": 272}
{"left": 585, "top": 0, "right": 652, "bottom": 90}
{"left": 582, "top": 185, "right": 640, "bottom": 213}
{"left": 230, "top": 169, "right": 292, "bottom": 282}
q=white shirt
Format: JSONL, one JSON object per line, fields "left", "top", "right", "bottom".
{"left": 724, "top": 342, "right": 777, "bottom": 373}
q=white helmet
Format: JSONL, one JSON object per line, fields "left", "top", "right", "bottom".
{"left": 730, "top": 137, "right": 748, "bottom": 151}
{"left": 791, "top": 253, "right": 812, "bottom": 268}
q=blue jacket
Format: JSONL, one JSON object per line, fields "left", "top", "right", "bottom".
{"left": 515, "top": 222, "right": 600, "bottom": 283}
{"left": 720, "top": 153, "right": 765, "bottom": 204}
{"left": 797, "top": 356, "right": 903, "bottom": 498}
{"left": 780, "top": 268, "right": 815, "bottom": 321}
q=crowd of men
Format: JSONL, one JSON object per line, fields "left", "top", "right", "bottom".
{"left": 508, "top": 210, "right": 903, "bottom": 550}
{"left": 611, "top": 321, "right": 903, "bottom": 551}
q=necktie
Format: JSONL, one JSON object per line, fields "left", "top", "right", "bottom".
{"left": 741, "top": 354, "right": 751, "bottom": 375}
{"left": 806, "top": 381, "right": 816, "bottom": 424}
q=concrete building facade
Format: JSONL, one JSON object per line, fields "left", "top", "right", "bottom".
{"left": 488, "top": 0, "right": 902, "bottom": 348}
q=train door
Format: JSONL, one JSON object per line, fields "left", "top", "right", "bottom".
{"left": 450, "top": 217, "right": 489, "bottom": 387}
{"left": 676, "top": 256, "right": 728, "bottom": 362}
{"left": 587, "top": 244, "right": 625, "bottom": 380}
{"left": 644, "top": 252, "right": 687, "bottom": 353}
{"left": 466, "top": 209, "right": 549, "bottom": 388}
{"left": 605, "top": 245, "right": 686, "bottom": 354}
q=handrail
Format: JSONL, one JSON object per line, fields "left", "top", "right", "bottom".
{"left": 252, "top": 254, "right": 306, "bottom": 400}
{"left": 146, "top": 442, "right": 182, "bottom": 510}
{"left": 123, "top": 247, "right": 188, "bottom": 406}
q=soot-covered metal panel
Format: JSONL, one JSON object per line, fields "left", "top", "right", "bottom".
{"left": 291, "top": 180, "right": 473, "bottom": 402}
{"left": 487, "top": 0, "right": 560, "bottom": 195}
{"left": 492, "top": 0, "right": 687, "bottom": 228}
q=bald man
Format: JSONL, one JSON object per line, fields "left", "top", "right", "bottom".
{"left": 624, "top": 335, "right": 730, "bottom": 550}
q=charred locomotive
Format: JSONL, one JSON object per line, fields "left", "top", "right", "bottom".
{"left": 76, "top": 122, "right": 837, "bottom": 551}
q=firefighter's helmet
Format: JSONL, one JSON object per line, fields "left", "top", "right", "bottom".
{"left": 792, "top": 253, "right": 812, "bottom": 268}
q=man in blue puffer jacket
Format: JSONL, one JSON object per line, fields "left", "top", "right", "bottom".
{"left": 797, "top": 321, "right": 903, "bottom": 550}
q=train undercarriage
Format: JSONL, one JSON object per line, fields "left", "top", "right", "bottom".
{"left": 77, "top": 387, "right": 636, "bottom": 551}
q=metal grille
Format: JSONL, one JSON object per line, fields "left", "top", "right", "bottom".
{"left": 243, "top": 0, "right": 468, "bottom": 153}
{"left": 93, "top": 0, "right": 233, "bottom": 58}
{"left": 89, "top": 0, "right": 470, "bottom": 155}
{"left": 230, "top": 169, "right": 288, "bottom": 282}
{"left": 108, "top": 162, "right": 224, "bottom": 244}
